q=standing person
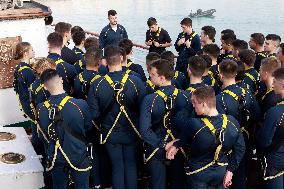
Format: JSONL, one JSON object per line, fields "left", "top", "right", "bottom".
{"left": 88, "top": 45, "right": 146, "bottom": 189}
{"left": 218, "top": 33, "right": 237, "bottom": 63}
{"left": 145, "top": 17, "right": 172, "bottom": 55}
{"left": 175, "top": 17, "right": 201, "bottom": 76}
{"left": 72, "top": 30, "right": 86, "bottom": 60}
{"left": 249, "top": 33, "right": 268, "bottom": 71}
{"left": 37, "top": 69, "right": 93, "bottom": 189}
{"left": 256, "top": 68, "right": 284, "bottom": 189}
{"left": 200, "top": 25, "right": 216, "bottom": 48}
{"left": 145, "top": 52, "right": 161, "bottom": 94}
{"left": 99, "top": 10, "right": 128, "bottom": 49}
{"left": 264, "top": 34, "right": 281, "bottom": 58}
{"left": 277, "top": 43, "right": 284, "bottom": 68}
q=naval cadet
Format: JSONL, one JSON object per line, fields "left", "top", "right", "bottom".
{"left": 145, "top": 52, "right": 161, "bottom": 94}
{"left": 249, "top": 33, "right": 268, "bottom": 71}
{"left": 277, "top": 43, "right": 284, "bottom": 68}
{"left": 72, "top": 30, "right": 86, "bottom": 60}
{"left": 264, "top": 34, "right": 281, "bottom": 58}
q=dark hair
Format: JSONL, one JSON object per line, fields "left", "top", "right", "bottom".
{"left": 150, "top": 59, "right": 174, "bottom": 80}
{"left": 146, "top": 52, "right": 160, "bottom": 65}
{"left": 251, "top": 33, "right": 265, "bottom": 46}
{"left": 188, "top": 56, "right": 207, "bottom": 77}
{"left": 108, "top": 9, "right": 117, "bottom": 17}
{"left": 84, "top": 37, "right": 99, "bottom": 50}
{"left": 118, "top": 38, "right": 133, "bottom": 55}
{"left": 266, "top": 34, "right": 281, "bottom": 42}
{"left": 161, "top": 51, "right": 175, "bottom": 65}
{"left": 239, "top": 49, "right": 256, "bottom": 67}
{"left": 104, "top": 45, "right": 121, "bottom": 66}
{"left": 199, "top": 54, "right": 212, "bottom": 68}
{"left": 85, "top": 47, "right": 103, "bottom": 67}
{"left": 40, "top": 69, "right": 59, "bottom": 84}
{"left": 147, "top": 17, "right": 157, "bottom": 27}
{"left": 219, "top": 59, "right": 238, "bottom": 78}
{"left": 236, "top": 62, "right": 245, "bottom": 81}
{"left": 232, "top": 39, "right": 248, "bottom": 51}
{"left": 180, "top": 17, "right": 192, "bottom": 27}
{"left": 119, "top": 47, "right": 127, "bottom": 62}
{"left": 47, "top": 32, "right": 63, "bottom": 48}
{"left": 201, "top": 26, "right": 216, "bottom": 42}
{"left": 192, "top": 85, "right": 216, "bottom": 108}
{"left": 261, "top": 57, "right": 281, "bottom": 73}
{"left": 14, "top": 42, "right": 31, "bottom": 60}
{"left": 203, "top": 44, "right": 220, "bottom": 59}
{"left": 71, "top": 26, "right": 84, "bottom": 36}
{"left": 221, "top": 29, "right": 235, "bottom": 36}
{"left": 54, "top": 22, "right": 72, "bottom": 37}
{"left": 280, "top": 43, "right": 284, "bottom": 54}
{"left": 221, "top": 33, "right": 237, "bottom": 45}
{"left": 72, "top": 31, "right": 86, "bottom": 46}
{"left": 273, "top": 68, "right": 284, "bottom": 80}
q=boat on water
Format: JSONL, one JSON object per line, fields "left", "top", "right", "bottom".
{"left": 189, "top": 9, "right": 216, "bottom": 18}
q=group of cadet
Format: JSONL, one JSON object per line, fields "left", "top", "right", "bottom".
{"left": 13, "top": 9, "right": 284, "bottom": 189}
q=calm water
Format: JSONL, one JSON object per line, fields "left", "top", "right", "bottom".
{"left": 38, "top": 0, "right": 284, "bottom": 59}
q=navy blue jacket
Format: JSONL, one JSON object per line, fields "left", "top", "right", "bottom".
{"left": 99, "top": 24, "right": 128, "bottom": 49}
{"left": 88, "top": 70, "right": 146, "bottom": 144}
{"left": 139, "top": 85, "right": 189, "bottom": 160}
{"left": 174, "top": 114, "right": 245, "bottom": 173}
{"left": 47, "top": 53, "right": 77, "bottom": 95}
{"left": 254, "top": 51, "right": 268, "bottom": 72}
{"left": 256, "top": 99, "right": 284, "bottom": 176}
{"left": 72, "top": 47, "right": 84, "bottom": 60}
{"left": 37, "top": 93, "right": 93, "bottom": 165}
{"left": 30, "top": 79, "right": 50, "bottom": 107}
{"left": 242, "top": 68, "right": 260, "bottom": 94}
{"left": 127, "top": 59, "right": 147, "bottom": 82}
{"left": 61, "top": 45, "right": 81, "bottom": 65}
{"left": 202, "top": 74, "right": 220, "bottom": 94}
{"left": 14, "top": 62, "right": 36, "bottom": 119}
{"left": 145, "top": 27, "right": 172, "bottom": 54}
{"left": 172, "top": 71, "right": 187, "bottom": 90}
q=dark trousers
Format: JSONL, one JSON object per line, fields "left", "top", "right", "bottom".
{"left": 186, "top": 165, "right": 226, "bottom": 189}
{"left": 263, "top": 176, "right": 283, "bottom": 189}
{"left": 51, "top": 159, "right": 90, "bottom": 189}
{"left": 105, "top": 142, "right": 138, "bottom": 189}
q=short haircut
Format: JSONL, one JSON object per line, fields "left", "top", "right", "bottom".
{"left": 232, "top": 39, "right": 248, "bottom": 51}
{"left": 221, "top": 29, "right": 235, "bottom": 36}
{"left": 54, "top": 22, "right": 72, "bottom": 37}
{"left": 34, "top": 57, "right": 56, "bottom": 73}
{"left": 222, "top": 33, "right": 237, "bottom": 45}
{"left": 251, "top": 33, "right": 265, "bottom": 46}
{"left": 14, "top": 42, "right": 31, "bottom": 60}
{"left": 47, "top": 32, "right": 63, "bottom": 48}
{"left": 239, "top": 49, "right": 256, "bottom": 67}
{"left": 192, "top": 85, "right": 216, "bottom": 108}
{"left": 40, "top": 68, "right": 59, "bottom": 84}
{"left": 161, "top": 51, "right": 175, "bottom": 65}
{"left": 104, "top": 45, "right": 121, "bottom": 66}
{"left": 147, "top": 17, "right": 157, "bottom": 27}
{"left": 219, "top": 59, "right": 238, "bottom": 78}
{"left": 273, "top": 68, "right": 284, "bottom": 80}
{"left": 118, "top": 38, "right": 133, "bottom": 55}
{"left": 146, "top": 52, "right": 160, "bottom": 65}
{"left": 84, "top": 37, "right": 99, "bottom": 50}
{"left": 188, "top": 56, "right": 207, "bottom": 77}
{"left": 261, "top": 57, "right": 281, "bottom": 74}
{"left": 108, "top": 9, "right": 117, "bottom": 17}
{"left": 119, "top": 47, "right": 127, "bottom": 62}
{"left": 71, "top": 26, "right": 84, "bottom": 36}
{"left": 266, "top": 34, "right": 281, "bottom": 43}
{"left": 72, "top": 31, "right": 86, "bottom": 46}
{"left": 180, "top": 17, "right": 192, "bottom": 27}
{"left": 203, "top": 44, "right": 220, "bottom": 59}
{"left": 150, "top": 59, "right": 174, "bottom": 80}
{"left": 85, "top": 47, "right": 103, "bottom": 67}
{"left": 201, "top": 26, "right": 216, "bottom": 42}
{"left": 199, "top": 54, "right": 212, "bottom": 68}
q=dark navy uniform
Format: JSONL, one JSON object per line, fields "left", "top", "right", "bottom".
{"left": 127, "top": 59, "right": 147, "bottom": 82}
{"left": 73, "top": 69, "right": 101, "bottom": 100}
{"left": 74, "top": 57, "right": 86, "bottom": 74}
{"left": 202, "top": 73, "right": 220, "bottom": 94}
{"left": 88, "top": 70, "right": 146, "bottom": 189}
{"left": 145, "top": 27, "right": 171, "bottom": 54}
{"left": 145, "top": 79, "right": 157, "bottom": 95}
{"left": 30, "top": 79, "right": 50, "bottom": 107}
{"left": 62, "top": 45, "right": 81, "bottom": 65}
{"left": 172, "top": 71, "right": 187, "bottom": 90}
{"left": 217, "top": 52, "right": 237, "bottom": 64}
{"left": 47, "top": 53, "right": 77, "bottom": 95}
{"left": 72, "top": 47, "right": 84, "bottom": 60}
{"left": 140, "top": 86, "right": 189, "bottom": 189}
{"left": 256, "top": 99, "right": 284, "bottom": 189}
{"left": 99, "top": 24, "right": 128, "bottom": 49}
{"left": 175, "top": 32, "right": 201, "bottom": 76}
{"left": 173, "top": 114, "right": 245, "bottom": 189}
{"left": 37, "top": 93, "right": 93, "bottom": 189}
{"left": 254, "top": 51, "right": 268, "bottom": 72}
{"left": 242, "top": 68, "right": 260, "bottom": 94}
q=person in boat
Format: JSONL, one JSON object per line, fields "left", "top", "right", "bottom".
{"left": 200, "top": 25, "right": 216, "bottom": 48}
{"left": 249, "top": 33, "right": 268, "bottom": 71}
{"left": 256, "top": 68, "right": 284, "bottom": 189}
{"left": 99, "top": 9, "right": 128, "bottom": 49}
{"left": 264, "top": 34, "right": 281, "bottom": 58}
{"left": 165, "top": 85, "right": 245, "bottom": 189}
{"left": 175, "top": 17, "right": 201, "bottom": 77}
{"left": 55, "top": 22, "right": 81, "bottom": 65}
{"left": 145, "top": 17, "right": 172, "bottom": 55}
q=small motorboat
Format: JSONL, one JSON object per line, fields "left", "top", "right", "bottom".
{"left": 189, "top": 9, "right": 216, "bottom": 18}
